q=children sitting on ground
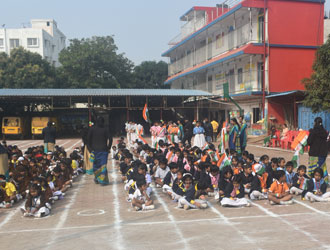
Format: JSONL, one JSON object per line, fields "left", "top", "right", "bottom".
{"left": 290, "top": 165, "right": 309, "bottom": 195}
{"left": 268, "top": 170, "right": 293, "bottom": 205}
{"left": 302, "top": 168, "right": 330, "bottom": 202}
{"left": 131, "top": 180, "right": 155, "bottom": 211}
{"left": 221, "top": 175, "right": 250, "bottom": 207}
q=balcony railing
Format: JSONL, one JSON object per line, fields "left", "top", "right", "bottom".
{"left": 168, "top": 22, "right": 260, "bottom": 76}
{"left": 168, "top": 0, "right": 244, "bottom": 47}
{"left": 174, "top": 68, "right": 264, "bottom": 96}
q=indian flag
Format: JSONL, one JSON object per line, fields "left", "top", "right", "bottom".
{"left": 219, "top": 121, "right": 227, "bottom": 154}
{"left": 291, "top": 130, "right": 309, "bottom": 154}
{"left": 142, "top": 103, "right": 151, "bottom": 123}
{"left": 291, "top": 150, "right": 299, "bottom": 169}
{"left": 291, "top": 130, "right": 309, "bottom": 168}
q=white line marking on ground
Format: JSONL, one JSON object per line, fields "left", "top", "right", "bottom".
{"left": 250, "top": 200, "right": 327, "bottom": 247}
{"left": 77, "top": 209, "right": 105, "bottom": 216}
{"left": 0, "top": 211, "right": 323, "bottom": 235}
{"left": 153, "top": 187, "right": 190, "bottom": 249}
{"left": 207, "top": 202, "right": 256, "bottom": 245}
{"left": 293, "top": 199, "right": 330, "bottom": 217}
{"left": 110, "top": 159, "right": 125, "bottom": 250}
{"left": 0, "top": 208, "right": 21, "bottom": 229}
{"left": 45, "top": 175, "right": 86, "bottom": 249}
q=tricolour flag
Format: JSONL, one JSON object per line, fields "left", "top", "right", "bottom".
{"left": 291, "top": 130, "right": 309, "bottom": 168}
{"left": 142, "top": 103, "right": 151, "bottom": 123}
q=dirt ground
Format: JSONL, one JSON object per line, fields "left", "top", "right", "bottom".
{"left": 1, "top": 138, "right": 330, "bottom": 250}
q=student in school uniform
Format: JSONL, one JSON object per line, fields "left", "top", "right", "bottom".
{"left": 239, "top": 164, "right": 253, "bottom": 194}
{"left": 302, "top": 168, "right": 330, "bottom": 202}
{"left": 154, "top": 157, "right": 170, "bottom": 187}
{"left": 162, "top": 162, "right": 179, "bottom": 196}
{"left": 285, "top": 161, "right": 295, "bottom": 188}
{"left": 290, "top": 165, "right": 309, "bottom": 195}
{"left": 218, "top": 167, "right": 234, "bottom": 201}
{"left": 21, "top": 184, "right": 50, "bottom": 218}
{"left": 221, "top": 175, "right": 250, "bottom": 207}
{"left": 268, "top": 170, "right": 293, "bottom": 205}
{"left": 172, "top": 169, "right": 185, "bottom": 201}
{"left": 177, "top": 174, "right": 208, "bottom": 210}
{"left": 0, "top": 174, "right": 17, "bottom": 206}
{"left": 131, "top": 180, "right": 155, "bottom": 211}
{"left": 249, "top": 163, "right": 272, "bottom": 200}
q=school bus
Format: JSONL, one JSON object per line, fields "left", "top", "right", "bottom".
{"left": 2, "top": 117, "right": 30, "bottom": 139}
{"left": 31, "top": 117, "right": 58, "bottom": 139}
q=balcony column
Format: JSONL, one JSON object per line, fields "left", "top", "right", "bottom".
{"left": 249, "top": 8, "right": 252, "bottom": 41}
{"left": 206, "top": 29, "right": 208, "bottom": 61}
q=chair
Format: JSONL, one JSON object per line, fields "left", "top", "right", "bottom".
{"left": 281, "top": 130, "right": 292, "bottom": 149}
{"left": 271, "top": 130, "right": 281, "bottom": 147}
{"left": 287, "top": 130, "right": 299, "bottom": 150}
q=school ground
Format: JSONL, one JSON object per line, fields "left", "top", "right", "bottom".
{"left": 1, "top": 138, "right": 330, "bottom": 250}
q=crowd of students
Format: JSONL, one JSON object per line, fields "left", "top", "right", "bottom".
{"left": 0, "top": 142, "right": 84, "bottom": 218}
{"left": 112, "top": 134, "right": 330, "bottom": 211}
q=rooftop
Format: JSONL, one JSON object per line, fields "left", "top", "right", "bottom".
{"left": 0, "top": 89, "right": 213, "bottom": 97}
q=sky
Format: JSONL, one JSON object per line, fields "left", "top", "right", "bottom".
{"left": 2, "top": 0, "right": 330, "bottom": 65}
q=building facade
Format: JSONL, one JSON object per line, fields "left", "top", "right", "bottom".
{"left": 0, "top": 19, "right": 66, "bottom": 67}
{"left": 162, "top": 0, "right": 324, "bottom": 129}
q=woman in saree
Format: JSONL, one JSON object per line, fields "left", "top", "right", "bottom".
{"left": 307, "top": 117, "right": 329, "bottom": 183}
{"left": 228, "top": 118, "right": 241, "bottom": 154}
{"left": 87, "top": 116, "right": 113, "bottom": 185}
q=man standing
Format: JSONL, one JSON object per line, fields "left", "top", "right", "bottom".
{"left": 42, "top": 121, "right": 56, "bottom": 153}
{"left": 88, "top": 116, "right": 112, "bottom": 185}
{"left": 182, "top": 119, "right": 193, "bottom": 145}
{"left": 203, "top": 118, "right": 213, "bottom": 143}
{"left": 211, "top": 119, "right": 219, "bottom": 142}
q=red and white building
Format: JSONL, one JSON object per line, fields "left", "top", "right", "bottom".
{"left": 162, "top": 0, "right": 324, "bottom": 129}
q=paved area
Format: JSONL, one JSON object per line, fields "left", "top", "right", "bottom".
{"left": 1, "top": 138, "right": 330, "bottom": 250}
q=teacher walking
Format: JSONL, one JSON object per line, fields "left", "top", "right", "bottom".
{"left": 307, "top": 117, "right": 329, "bottom": 182}
{"left": 88, "top": 116, "right": 112, "bottom": 185}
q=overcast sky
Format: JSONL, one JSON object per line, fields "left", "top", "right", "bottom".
{"left": 2, "top": 0, "right": 329, "bottom": 65}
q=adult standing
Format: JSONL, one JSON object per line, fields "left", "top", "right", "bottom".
{"left": 88, "top": 116, "right": 112, "bottom": 185}
{"left": 182, "top": 119, "right": 193, "bottom": 146}
{"left": 239, "top": 116, "right": 248, "bottom": 152}
{"left": 42, "top": 121, "right": 56, "bottom": 153}
{"left": 228, "top": 118, "right": 241, "bottom": 154}
{"left": 203, "top": 118, "right": 213, "bottom": 143}
{"left": 211, "top": 119, "right": 219, "bottom": 142}
{"left": 193, "top": 121, "right": 206, "bottom": 148}
{"left": 307, "top": 117, "right": 329, "bottom": 182}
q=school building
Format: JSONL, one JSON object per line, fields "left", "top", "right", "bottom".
{"left": 162, "top": 0, "right": 325, "bottom": 132}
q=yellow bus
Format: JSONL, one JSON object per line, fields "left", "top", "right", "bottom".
{"left": 2, "top": 117, "right": 29, "bottom": 139}
{"left": 31, "top": 117, "right": 57, "bottom": 139}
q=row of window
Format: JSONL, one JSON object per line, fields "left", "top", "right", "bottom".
{"left": 0, "top": 38, "right": 38, "bottom": 48}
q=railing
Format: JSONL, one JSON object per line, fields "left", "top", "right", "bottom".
{"left": 168, "top": 0, "right": 243, "bottom": 47}
{"left": 168, "top": 22, "right": 259, "bottom": 76}
{"left": 169, "top": 17, "right": 206, "bottom": 46}
{"left": 176, "top": 69, "right": 264, "bottom": 96}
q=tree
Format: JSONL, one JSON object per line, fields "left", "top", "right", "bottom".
{"left": 302, "top": 38, "right": 330, "bottom": 112}
{"left": 0, "top": 48, "right": 57, "bottom": 88}
{"left": 58, "top": 36, "right": 134, "bottom": 88}
{"left": 133, "top": 61, "right": 169, "bottom": 89}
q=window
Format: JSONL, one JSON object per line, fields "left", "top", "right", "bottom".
{"left": 9, "top": 39, "right": 19, "bottom": 49}
{"left": 27, "top": 38, "right": 38, "bottom": 47}
{"left": 237, "top": 68, "right": 243, "bottom": 84}
{"left": 47, "top": 21, "right": 50, "bottom": 26}
{"left": 0, "top": 38, "right": 3, "bottom": 47}
{"left": 253, "top": 108, "right": 261, "bottom": 124}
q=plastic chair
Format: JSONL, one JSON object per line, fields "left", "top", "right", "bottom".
{"left": 287, "top": 131, "right": 299, "bottom": 150}
{"left": 272, "top": 130, "right": 281, "bottom": 147}
{"left": 281, "top": 130, "right": 292, "bottom": 149}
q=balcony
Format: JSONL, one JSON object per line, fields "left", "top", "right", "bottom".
{"left": 174, "top": 68, "right": 264, "bottom": 97}
{"left": 168, "top": 22, "right": 260, "bottom": 76}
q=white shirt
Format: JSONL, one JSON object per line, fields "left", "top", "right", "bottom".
{"left": 155, "top": 166, "right": 170, "bottom": 179}
{"left": 133, "top": 188, "right": 145, "bottom": 201}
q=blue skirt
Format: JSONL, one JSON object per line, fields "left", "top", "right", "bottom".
{"left": 93, "top": 151, "right": 109, "bottom": 185}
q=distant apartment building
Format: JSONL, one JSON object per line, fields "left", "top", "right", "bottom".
{"left": 162, "top": 0, "right": 324, "bottom": 128}
{"left": 0, "top": 19, "right": 66, "bottom": 67}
